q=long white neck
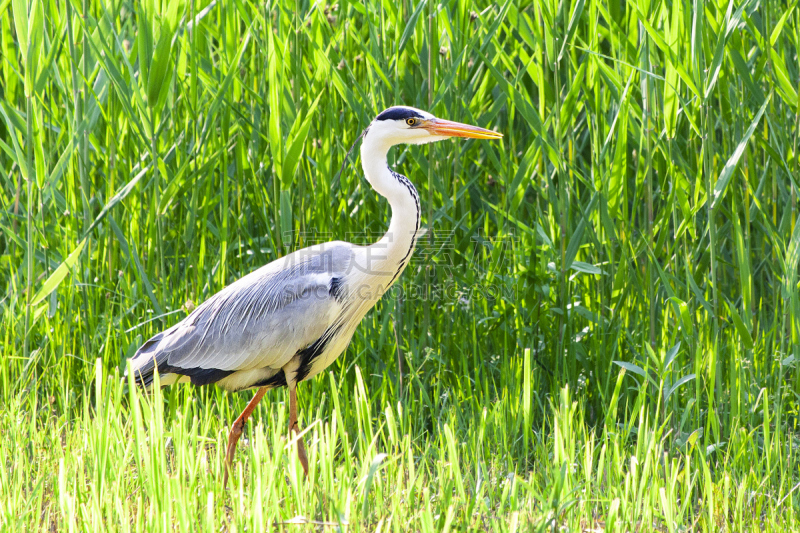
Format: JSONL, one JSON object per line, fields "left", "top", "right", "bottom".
{"left": 359, "top": 131, "right": 421, "bottom": 285}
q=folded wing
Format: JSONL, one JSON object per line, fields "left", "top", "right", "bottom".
{"left": 126, "top": 243, "right": 353, "bottom": 387}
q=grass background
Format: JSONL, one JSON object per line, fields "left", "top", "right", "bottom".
{"left": 2, "top": 0, "right": 800, "bottom": 529}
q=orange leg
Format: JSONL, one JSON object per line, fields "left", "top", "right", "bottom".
{"left": 223, "top": 386, "right": 268, "bottom": 488}
{"left": 288, "top": 387, "right": 309, "bottom": 476}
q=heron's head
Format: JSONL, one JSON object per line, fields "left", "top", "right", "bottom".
{"left": 367, "top": 106, "right": 502, "bottom": 146}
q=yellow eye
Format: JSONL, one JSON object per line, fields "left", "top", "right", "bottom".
{"left": 406, "top": 118, "right": 416, "bottom": 126}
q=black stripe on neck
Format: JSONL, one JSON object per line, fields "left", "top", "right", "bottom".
{"left": 387, "top": 168, "right": 420, "bottom": 285}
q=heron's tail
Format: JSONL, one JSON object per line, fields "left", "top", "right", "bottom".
{"left": 124, "top": 330, "right": 233, "bottom": 389}
{"left": 124, "top": 332, "right": 170, "bottom": 390}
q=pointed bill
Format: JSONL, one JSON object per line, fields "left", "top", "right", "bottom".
{"left": 423, "top": 119, "right": 503, "bottom": 139}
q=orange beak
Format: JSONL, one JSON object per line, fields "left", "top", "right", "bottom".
{"left": 422, "top": 119, "right": 503, "bottom": 139}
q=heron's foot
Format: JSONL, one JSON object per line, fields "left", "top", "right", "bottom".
{"left": 222, "top": 386, "right": 269, "bottom": 490}
{"left": 223, "top": 418, "right": 246, "bottom": 488}
{"left": 290, "top": 422, "right": 309, "bottom": 477}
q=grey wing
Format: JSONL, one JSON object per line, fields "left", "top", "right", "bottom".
{"left": 127, "top": 242, "right": 353, "bottom": 387}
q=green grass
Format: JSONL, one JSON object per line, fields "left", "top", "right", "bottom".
{"left": 2, "top": 0, "right": 800, "bottom": 529}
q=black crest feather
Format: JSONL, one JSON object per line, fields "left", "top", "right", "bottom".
{"left": 376, "top": 107, "right": 424, "bottom": 121}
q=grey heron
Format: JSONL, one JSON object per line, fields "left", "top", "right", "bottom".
{"left": 126, "top": 106, "right": 502, "bottom": 483}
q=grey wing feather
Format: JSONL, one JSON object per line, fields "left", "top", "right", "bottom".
{"left": 127, "top": 242, "right": 354, "bottom": 384}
